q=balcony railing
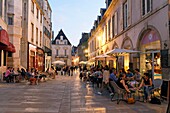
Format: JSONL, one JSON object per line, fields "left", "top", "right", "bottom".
{"left": 55, "top": 55, "right": 68, "bottom": 58}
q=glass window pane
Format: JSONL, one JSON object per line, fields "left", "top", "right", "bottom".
{"left": 4, "top": 51, "right": 6, "bottom": 66}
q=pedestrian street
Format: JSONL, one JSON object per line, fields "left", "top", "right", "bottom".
{"left": 0, "top": 73, "right": 168, "bottom": 113}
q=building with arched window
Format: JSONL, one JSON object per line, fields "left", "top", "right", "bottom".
{"left": 88, "top": 0, "right": 170, "bottom": 79}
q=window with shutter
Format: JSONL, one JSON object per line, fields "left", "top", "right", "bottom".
{"left": 31, "top": 0, "right": 34, "bottom": 13}
{"left": 123, "top": 1, "right": 128, "bottom": 29}
{"left": 114, "top": 12, "right": 118, "bottom": 35}
{"left": 142, "top": 0, "right": 152, "bottom": 16}
{"left": 112, "top": 15, "right": 115, "bottom": 37}
{"left": 0, "top": 0, "right": 2, "bottom": 17}
{"left": 105, "top": 25, "right": 107, "bottom": 43}
{"left": 56, "top": 49, "right": 58, "bottom": 56}
{"left": 108, "top": 19, "right": 111, "bottom": 40}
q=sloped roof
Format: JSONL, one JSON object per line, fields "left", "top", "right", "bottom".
{"left": 77, "top": 33, "right": 89, "bottom": 47}
{"left": 52, "top": 29, "right": 72, "bottom": 45}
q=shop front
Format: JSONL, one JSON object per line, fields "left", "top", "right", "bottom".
{"left": 28, "top": 44, "right": 45, "bottom": 71}
{"left": 0, "top": 29, "right": 15, "bottom": 80}
{"left": 139, "top": 29, "right": 161, "bottom": 79}
{"left": 44, "top": 46, "right": 52, "bottom": 71}
{"left": 36, "top": 48, "right": 44, "bottom": 71}
{"left": 28, "top": 44, "right": 36, "bottom": 70}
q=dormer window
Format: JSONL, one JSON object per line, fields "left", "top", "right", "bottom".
{"left": 60, "top": 36, "right": 63, "bottom": 40}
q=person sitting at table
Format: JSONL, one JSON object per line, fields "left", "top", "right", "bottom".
{"left": 133, "top": 68, "right": 141, "bottom": 82}
{"left": 109, "top": 68, "right": 118, "bottom": 82}
{"left": 128, "top": 68, "right": 141, "bottom": 88}
{"left": 109, "top": 68, "right": 118, "bottom": 95}
{"left": 119, "top": 68, "right": 126, "bottom": 75}
{"left": 21, "top": 68, "right": 26, "bottom": 80}
{"left": 5, "top": 67, "right": 12, "bottom": 83}
{"left": 117, "top": 73, "right": 131, "bottom": 93}
{"left": 126, "top": 69, "right": 134, "bottom": 81}
{"left": 28, "top": 68, "right": 37, "bottom": 85}
{"left": 137, "top": 72, "right": 153, "bottom": 102}
{"left": 25, "top": 69, "right": 32, "bottom": 79}
{"left": 11, "top": 68, "right": 20, "bottom": 83}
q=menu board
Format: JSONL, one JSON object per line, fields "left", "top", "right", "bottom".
{"left": 161, "top": 49, "right": 169, "bottom": 68}
{"left": 161, "top": 80, "right": 169, "bottom": 100}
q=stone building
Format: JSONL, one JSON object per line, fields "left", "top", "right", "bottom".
{"left": 37, "top": 0, "right": 52, "bottom": 71}
{"left": 0, "top": 0, "right": 16, "bottom": 78}
{"left": 77, "top": 33, "right": 89, "bottom": 62}
{"left": 21, "top": 0, "right": 52, "bottom": 71}
{"left": 88, "top": 0, "right": 170, "bottom": 79}
{"left": 6, "top": 0, "right": 22, "bottom": 69}
{"left": 52, "top": 29, "right": 72, "bottom": 66}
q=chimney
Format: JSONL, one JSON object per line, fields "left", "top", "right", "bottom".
{"left": 97, "top": 16, "right": 101, "bottom": 24}
{"left": 100, "top": 8, "right": 106, "bottom": 17}
{"left": 105, "top": 0, "right": 112, "bottom": 8}
{"left": 94, "top": 20, "right": 98, "bottom": 29}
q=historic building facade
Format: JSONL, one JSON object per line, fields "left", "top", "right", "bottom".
{"left": 88, "top": 0, "right": 170, "bottom": 79}
{"left": 0, "top": 0, "right": 16, "bottom": 79}
{"left": 7, "top": 0, "right": 22, "bottom": 69}
{"left": 21, "top": 0, "right": 44, "bottom": 71}
{"left": 52, "top": 29, "right": 72, "bottom": 66}
{"left": 38, "top": 0, "right": 52, "bottom": 71}
{"left": 77, "top": 33, "right": 89, "bottom": 62}
{"left": 0, "top": 0, "right": 52, "bottom": 77}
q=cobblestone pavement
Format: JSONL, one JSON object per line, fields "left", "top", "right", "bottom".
{"left": 0, "top": 72, "right": 168, "bottom": 113}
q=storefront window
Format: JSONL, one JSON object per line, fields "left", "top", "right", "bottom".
{"left": 8, "top": 52, "right": 12, "bottom": 57}
{"left": 140, "top": 30, "right": 161, "bottom": 79}
{"left": 4, "top": 50, "right": 6, "bottom": 66}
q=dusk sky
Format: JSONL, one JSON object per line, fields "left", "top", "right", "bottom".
{"left": 48, "top": 0, "right": 106, "bottom": 46}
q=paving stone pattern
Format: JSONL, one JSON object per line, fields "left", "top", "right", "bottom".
{"left": 0, "top": 72, "right": 168, "bottom": 113}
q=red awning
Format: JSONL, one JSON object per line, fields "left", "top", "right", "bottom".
{"left": 0, "top": 42, "right": 16, "bottom": 53}
{"left": 0, "top": 29, "right": 9, "bottom": 46}
{"left": 6, "top": 42, "right": 16, "bottom": 53}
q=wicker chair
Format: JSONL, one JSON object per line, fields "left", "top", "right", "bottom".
{"left": 110, "top": 81, "right": 127, "bottom": 104}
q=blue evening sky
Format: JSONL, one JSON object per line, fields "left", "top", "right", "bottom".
{"left": 48, "top": 0, "right": 106, "bottom": 46}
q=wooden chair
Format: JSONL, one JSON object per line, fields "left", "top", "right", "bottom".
{"left": 110, "top": 81, "right": 127, "bottom": 104}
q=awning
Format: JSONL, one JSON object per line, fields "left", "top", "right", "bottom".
{"left": 0, "top": 42, "right": 16, "bottom": 53}
{"left": 0, "top": 29, "right": 9, "bottom": 46}
{"left": 7, "top": 42, "right": 16, "bottom": 53}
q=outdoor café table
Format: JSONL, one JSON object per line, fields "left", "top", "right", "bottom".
{"left": 12, "top": 74, "right": 20, "bottom": 83}
{"left": 129, "top": 88, "right": 144, "bottom": 102}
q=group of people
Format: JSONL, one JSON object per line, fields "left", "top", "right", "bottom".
{"left": 83, "top": 65, "right": 153, "bottom": 102}
{"left": 4, "top": 67, "right": 22, "bottom": 83}
{"left": 4, "top": 67, "right": 50, "bottom": 85}
{"left": 56, "top": 66, "right": 79, "bottom": 76}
